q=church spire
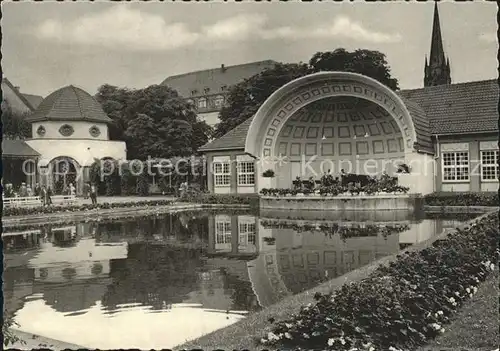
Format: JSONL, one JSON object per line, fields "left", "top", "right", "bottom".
{"left": 424, "top": 2, "right": 451, "bottom": 87}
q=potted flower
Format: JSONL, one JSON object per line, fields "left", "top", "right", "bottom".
{"left": 261, "top": 169, "right": 275, "bottom": 190}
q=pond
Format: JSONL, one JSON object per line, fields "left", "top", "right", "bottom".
{"left": 3, "top": 209, "right": 476, "bottom": 349}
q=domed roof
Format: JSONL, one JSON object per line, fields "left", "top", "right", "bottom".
{"left": 26, "top": 85, "right": 112, "bottom": 124}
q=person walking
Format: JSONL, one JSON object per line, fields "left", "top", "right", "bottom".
{"left": 34, "top": 183, "right": 41, "bottom": 197}
{"left": 46, "top": 186, "right": 53, "bottom": 205}
{"left": 83, "top": 182, "right": 90, "bottom": 199}
{"left": 90, "top": 184, "right": 97, "bottom": 205}
{"left": 69, "top": 183, "right": 76, "bottom": 196}
{"left": 41, "top": 186, "right": 47, "bottom": 206}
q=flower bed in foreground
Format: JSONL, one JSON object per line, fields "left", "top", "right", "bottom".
{"left": 260, "top": 211, "right": 499, "bottom": 351}
{"left": 3, "top": 200, "right": 174, "bottom": 217}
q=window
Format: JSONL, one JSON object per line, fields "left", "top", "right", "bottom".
{"left": 481, "top": 150, "right": 499, "bottom": 181}
{"left": 214, "top": 162, "right": 230, "bottom": 186}
{"left": 204, "top": 88, "right": 210, "bottom": 94}
{"left": 214, "top": 95, "right": 224, "bottom": 108}
{"left": 191, "top": 89, "right": 198, "bottom": 96}
{"left": 221, "top": 85, "right": 227, "bottom": 91}
{"left": 216, "top": 221, "right": 232, "bottom": 244}
{"left": 239, "top": 222, "right": 256, "bottom": 245}
{"left": 442, "top": 151, "right": 469, "bottom": 181}
{"left": 238, "top": 161, "right": 255, "bottom": 185}
{"left": 198, "top": 97, "right": 207, "bottom": 109}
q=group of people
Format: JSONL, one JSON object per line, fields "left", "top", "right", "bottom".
{"left": 3, "top": 181, "right": 99, "bottom": 206}
{"left": 293, "top": 169, "right": 394, "bottom": 190}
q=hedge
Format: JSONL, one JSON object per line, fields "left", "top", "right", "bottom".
{"left": 424, "top": 192, "right": 499, "bottom": 207}
{"left": 3, "top": 200, "right": 173, "bottom": 217}
{"left": 260, "top": 211, "right": 499, "bottom": 351}
{"left": 179, "top": 193, "right": 260, "bottom": 208}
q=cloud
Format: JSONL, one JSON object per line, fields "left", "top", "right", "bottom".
{"left": 35, "top": 6, "right": 199, "bottom": 51}
{"left": 34, "top": 7, "right": 401, "bottom": 51}
{"left": 479, "top": 32, "right": 496, "bottom": 43}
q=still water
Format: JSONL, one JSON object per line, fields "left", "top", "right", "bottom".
{"left": 3, "top": 209, "right": 472, "bottom": 349}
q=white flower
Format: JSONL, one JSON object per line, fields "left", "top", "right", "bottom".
{"left": 355, "top": 326, "right": 362, "bottom": 333}
{"left": 327, "top": 338, "right": 335, "bottom": 346}
{"left": 285, "top": 323, "right": 293, "bottom": 328}
{"left": 440, "top": 327, "right": 446, "bottom": 333}
{"left": 452, "top": 302, "right": 458, "bottom": 306}
{"left": 260, "top": 338, "right": 267, "bottom": 344}
{"left": 490, "top": 263, "right": 495, "bottom": 271}
{"left": 430, "top": 323, "right": 441, "bottom": 330}
{"left": 475, "top": 277, "right": 480, "bottom": 283}
{"left": 466, "top": 287, "right": 471, "bottom": 293}
{"left": 454, "top": 291, "right": 460, "bottom": 297}
{"left": 340, "top": 337, "right": 346, "bottom": 345}
{"left": 437, "top": 310, "right": 444, "bottom": 315}
{"left": 473, "top": 286, "right": 478, "bottom": 293}
{"left": 284, "top": 332, "right": 292, "bottom": 339}
{"left": 368, "top": 347, "right": 375, "bottom": 351}
{"left": 470, "top": 294, "right": 473, "bottom": 298}
{"left": 267, "top": 332, "right": 279, "bottom": 341}
{"left": 448, "top": 297, "right": 456, "bottom": 303}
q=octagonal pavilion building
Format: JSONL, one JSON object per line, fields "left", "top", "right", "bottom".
{"left": 24, "top": 85, "right": 127, "bottom": 195}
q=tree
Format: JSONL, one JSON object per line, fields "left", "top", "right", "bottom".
{"left": 1, "top": 102, "right": 31, "bottom": 139}
{"left": 214, "top": 49, "right": 399, "bottom": 138}
{"left": 214, "top": 63, "right": 310, "bottom": 138}
{"left": 95, "top": 84, "right": 212, "bottom": 159}
{"left": 309, "top": 49, "right": 399, "bottom": 90}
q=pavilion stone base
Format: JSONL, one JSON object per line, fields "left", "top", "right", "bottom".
{"left": 260, "top": 193, "right": 423, "bottom": 212}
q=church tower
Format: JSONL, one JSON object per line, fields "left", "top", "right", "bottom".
{"left": 424, "top": 2, "right": 451, "bottom": 87}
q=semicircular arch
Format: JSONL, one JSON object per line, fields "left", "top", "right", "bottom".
{"left": 245, "top": 72, "right": 418, "bottom": 159}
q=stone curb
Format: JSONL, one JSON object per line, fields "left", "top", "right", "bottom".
{"left": 2, "top": 203, "right": 251, "bottom": 228}
{"left": 174, "top": 209, "right": 497, "bottom": 351}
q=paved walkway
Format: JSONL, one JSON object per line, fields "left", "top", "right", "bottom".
{"left": 5, "top": 329, "right": 83, "bottom": 350}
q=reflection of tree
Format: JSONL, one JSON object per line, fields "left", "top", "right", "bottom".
{"left": 91, "top": 263, "right": 104, "bottom": 275}
{"left": 219, "top": 268, "right": 261, "bottom": 312}
{"left": 101, "top": 243, "right": 205, "bottom": 311}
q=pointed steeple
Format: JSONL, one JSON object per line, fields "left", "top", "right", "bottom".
{"left": 424, "top": 1, "right": 452, "bottom": 87}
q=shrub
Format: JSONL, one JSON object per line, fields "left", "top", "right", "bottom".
{"left": 179, "top": 193, "right": 260, "bottom": 208}
{"left": 260, "top": 211, "right": 499, "bottom": 351}
{"left": 424, "top": 192, "right": 499, "bottom": 207}
{"left": 263, "top": 169, "right": 275, "bottom": 178}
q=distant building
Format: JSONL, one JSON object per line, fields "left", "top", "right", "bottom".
{"left": 198, "top": 3, "right": 498, "bottom": 195}
{"left": 1, "top": 78, "right": 43, "bottom": 115}
{"left": 160, "top": 60, "right": 277, "bottom": 127}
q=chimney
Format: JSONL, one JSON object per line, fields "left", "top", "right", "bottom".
{"left": 221, "top": 64, "right": 226, "bottom": 72}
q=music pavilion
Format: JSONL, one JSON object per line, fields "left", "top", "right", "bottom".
{"left": 199, "top": 5, "right": 498, "bottom": 196}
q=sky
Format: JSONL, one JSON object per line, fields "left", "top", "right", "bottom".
{"left": 2, "top": 0, "right": 497, "bottom": 97}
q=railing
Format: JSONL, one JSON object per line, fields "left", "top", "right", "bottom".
{"left": 3, "top": 195, "right": 77, "bottom": 207}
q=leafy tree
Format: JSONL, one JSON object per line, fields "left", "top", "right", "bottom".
{"left": 1, "top": 102, "right": 31, "bottom": 139}
{"left": 215, "top": 63, "right": 310, "bottom": 138}
{"left": 95, "top": 84, "right": 212, "bottom": 159}
{"left": 214, "top": 49, "right": 398, "bottom": 138}
{"left": 309, "top": 48, "right": 399, "bottom": 90}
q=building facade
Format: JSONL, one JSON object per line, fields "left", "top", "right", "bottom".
{"left": 198, "top": 4, "right": 498, "bottom": 195}
{"left": 2, "top": 85, "right": 127, "bottom": 194}
{"left": 160, "top": 60, "right": 277, "bottom": 127}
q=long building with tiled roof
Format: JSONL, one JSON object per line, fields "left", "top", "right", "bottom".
{"left": 161, "top": 60, "right": 277, "bottom": 127}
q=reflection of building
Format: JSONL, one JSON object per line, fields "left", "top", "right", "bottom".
{"left": 161, "top": 60, "right": 277, "bottom": 127}
{"left": 199, "top": 4, "right": 498, "bottom": 194}
{"left": 208, "top": 215, "right": 259, "bottom": 257}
